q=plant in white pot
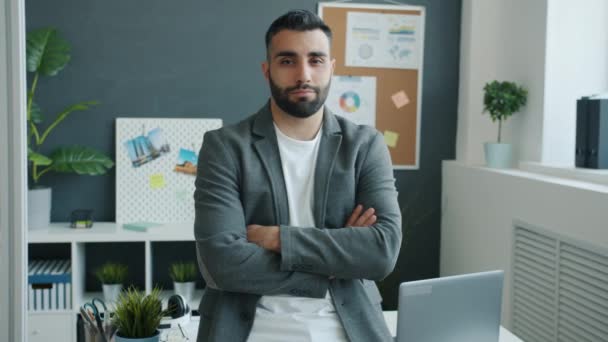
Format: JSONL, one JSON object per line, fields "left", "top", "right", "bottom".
{"left": 26, "top": 27, "right": 113, "bottom": 229}
{"left": 113, "top": 286, "right": 166, "bottom": 342}
{"left": 95, "top": 262, "right": 128, "bottom": 304}
{"left": 169, "top": 262, "right": 198, "bottom": 304}
{"left": 482, "top": 80, "right": 528, "bottom": 168}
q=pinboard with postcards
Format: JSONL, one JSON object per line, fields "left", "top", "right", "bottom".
{"left": 115, "top": 118, "right": 222, "bottom": 224}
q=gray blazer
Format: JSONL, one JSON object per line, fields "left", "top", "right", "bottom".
{"left": 194, "top": 102, "right": 402, "bottom": 342}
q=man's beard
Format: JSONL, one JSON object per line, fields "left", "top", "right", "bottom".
{"left": 268, "top": 73, "right": 331, "bottom": 118}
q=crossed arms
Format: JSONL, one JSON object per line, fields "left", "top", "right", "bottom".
{"left": 194, "top": 130, "right": 401, "bottom": 298}
{"left": 246, "top": 204, "right": 378, "bottom": 253}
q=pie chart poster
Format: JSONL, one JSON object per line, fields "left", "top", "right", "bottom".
{"left": 326, "top": 75, "right": 377, "bottom": 127}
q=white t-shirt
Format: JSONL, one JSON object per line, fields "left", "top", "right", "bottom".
{"left": 246, "top": 123, "right": 348, "bottom": 342}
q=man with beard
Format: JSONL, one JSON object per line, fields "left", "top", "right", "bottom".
{"left": 194, "top": 10, "right": 401, "bottom": 342}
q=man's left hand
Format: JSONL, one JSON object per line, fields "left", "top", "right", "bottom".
{"left": 247, "top": 224, "right": 281, "bottom": 253}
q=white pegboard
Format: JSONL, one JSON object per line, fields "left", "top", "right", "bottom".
{"left": 115, "top": 118, "right": 222, "bottom": 224}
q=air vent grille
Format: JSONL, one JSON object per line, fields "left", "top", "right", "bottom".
{"left": 512, "top": 223, "right": 608, "bottom": 342}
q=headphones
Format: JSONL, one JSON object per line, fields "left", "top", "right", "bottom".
{"left": 159, "top": 294, "right": 191, "bottom": 330}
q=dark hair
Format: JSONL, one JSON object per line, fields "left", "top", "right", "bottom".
{"left": 265, "top": 9, "right": 332, "bottom": 53}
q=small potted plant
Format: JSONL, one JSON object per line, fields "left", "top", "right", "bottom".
{"left": 113, "top": 286, "right": 166, "bottom": 342}
{"left": 95, "top": 262, "right": 128, "bottom": 303}
{"left": 482, "top": 80, "right": 528, "bottom": 168}
{"left": 169, "top": 262, "right": 198, "bottom": 304}
{"left": 26, "top": 27, "right": 113, "bottom": 229}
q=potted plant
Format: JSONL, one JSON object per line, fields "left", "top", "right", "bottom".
{"left": 95, "top": 262, "right": 128, "bottom": 303}
{"left": 26, "top": 27, "right": 113, "bottom": 229}
{"left": 169, "top": 262, "right": 198, "bottom": 304}
{"left": 482, "top": 80, "right": 528, "bottom": 168}
{"left": 113, "top": 286, "right": 166, "bottom": 342}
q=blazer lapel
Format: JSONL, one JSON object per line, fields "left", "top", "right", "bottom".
{"left": 313, "top": 108, "right": 342, "bottom": 227}
{"left": 252, "top": 103, "right": 290, "bottom": 225}
{"left": 251, "top": 103, "right": 343, "bottom": 228}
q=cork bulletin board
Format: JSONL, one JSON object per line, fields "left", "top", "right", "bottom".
{"left": 319, "top": 2, "right": 425, "bottom": 169}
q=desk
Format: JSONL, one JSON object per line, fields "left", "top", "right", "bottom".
{"left": 176, "top": 311, "right": 523, "bottom": 341}
{"left": 382, "top": 311, "right": 522, "bottom": 341}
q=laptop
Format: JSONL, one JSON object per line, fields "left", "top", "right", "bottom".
{"left": 396, "top": 270, "right": 504, "bottom": 342}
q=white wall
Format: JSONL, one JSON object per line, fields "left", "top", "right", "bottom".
{"left": 456, "top": 0, "right": 548, "bottom": 165}
{"left": 446, "top": 0, "right": 608, "bottom": 335}
{"left": 457, "top": 0, "right": 608, "bottom": 167}
{"left": 542, "top": 0, "right": 608, "bottom": 166}
{"left": 455, "top": 0, "right": 498, "bottom": 165}
{"left": 440, "top": 161, "right": 608, "bottom": 329}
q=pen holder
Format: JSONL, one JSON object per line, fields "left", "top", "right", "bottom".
{"left": 83, "top": 317, "right": 116, "bottom": 342}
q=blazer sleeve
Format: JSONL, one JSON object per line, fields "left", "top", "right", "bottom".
{"left": 194, "top": 130, "right": 329, "bottom": 298}
{"left": 279, "top": 131, "right": 402, "bottom": 281}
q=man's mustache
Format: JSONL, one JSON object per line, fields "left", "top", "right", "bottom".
{"left": 285, "top": 84, "right": 320, "bottom": 93}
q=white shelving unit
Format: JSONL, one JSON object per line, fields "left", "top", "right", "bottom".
{"left": 28, "top": 222, "right": 203, "bottom": 342}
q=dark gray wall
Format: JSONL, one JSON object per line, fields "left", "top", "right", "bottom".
{"left": 26, "top": 0, "right": 461, "bottom": 308}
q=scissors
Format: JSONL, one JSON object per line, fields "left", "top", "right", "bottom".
{"left": 79, "top": 306, "right": 99, "bottom": 333}
{"left": 82, "top": 298, "right": 109, "bottom": 342}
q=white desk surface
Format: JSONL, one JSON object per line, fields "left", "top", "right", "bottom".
{"left": 177, "top": 310, "right": 523, "bottom": 341}
{"left": 383, "top": 311, "right": 522, "bottom": 341}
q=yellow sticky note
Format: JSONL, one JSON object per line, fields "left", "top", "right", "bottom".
{"left": 149, "top": 174, "right": 166, "bottom": 189}
{"left": 384, "top": 130, "right": 399, "bottom": 148}
{"left": 391, "top": 90, "right": 410, "bottom": 109}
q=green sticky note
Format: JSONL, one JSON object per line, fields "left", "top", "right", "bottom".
{"left": 175, "top": 189, "right": 190, "bottom": 202}
{"left": 150, "top": 173, "right": 166, "bottom": 189}
{"left": 384, "top": 130, "right": 399, "bottom": 148}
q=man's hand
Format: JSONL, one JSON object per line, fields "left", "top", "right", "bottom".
{"left": 326, "top": 205, "right": 377, "bottom": 281}
{"left": 344, "top": 204, "right": 376, "bottom": 227}
{"left": 247, "top": 224, "right": 281, "bottom": 253}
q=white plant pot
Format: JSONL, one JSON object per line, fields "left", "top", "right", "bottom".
{"left": 102, "top": 283, "right": 123, "bottom": 304}
{"left": 173, "top": 281, "right": 196, "bottom": 304}
{"left": 484, "top": 142, "right": 512, "bottom": 169}
{"left": 28, "top": 187, "right": 52, "bottom": 230}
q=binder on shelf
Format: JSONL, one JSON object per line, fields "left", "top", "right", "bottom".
{"left": 576, "top": 97, "right": 608, "bottom": 169}
{"left": 28, "top": 259, "right": 72, "bottom": 311}
{"left": 575, "top": 99, "right": 589, "bottom": 167}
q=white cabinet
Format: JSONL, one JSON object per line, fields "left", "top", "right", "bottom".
{"left": 28, "top": 222, "right": 204, "bottom": 342}
{"left": 28, "top": 312, "right": 74, "bottom": 342}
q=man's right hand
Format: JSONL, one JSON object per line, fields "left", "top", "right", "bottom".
{"left": 344, "top": 204, "right": 376, "bottom": 227}
{"left": 329, "top": 205, "right": 376, "bottom": 280}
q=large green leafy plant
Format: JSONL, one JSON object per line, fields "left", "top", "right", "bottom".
{"left": 26, "top": 27, "right": 113, "bottom": 185}
{"left": 483, "top": 81, "right": 528, "bottom": 143}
